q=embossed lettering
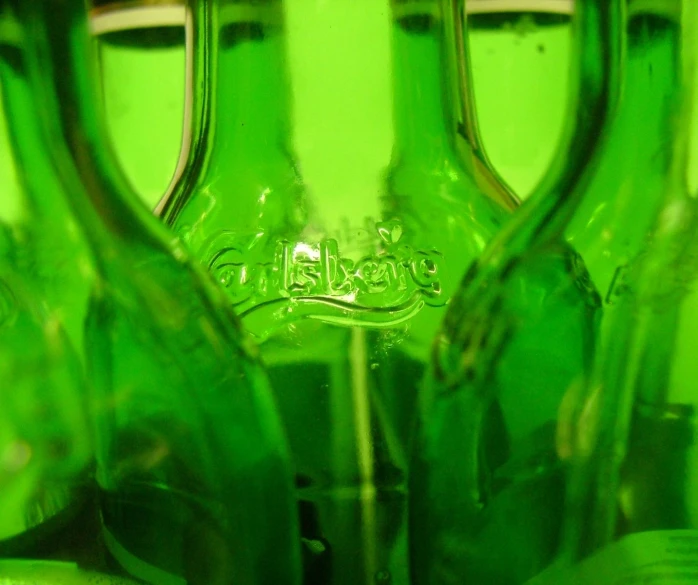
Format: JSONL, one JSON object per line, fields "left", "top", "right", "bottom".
{"left": 207, "top": 245, "right": 255, "bottom": 306}
{"left": 204, "top": 223, "right": 445, "bottom": 324}
{"left": 410, "top": 250, "right": 442, "bottom": 297}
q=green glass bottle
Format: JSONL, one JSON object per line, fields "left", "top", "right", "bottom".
{"left": 0, "top": 0, "right": 94, "bottom": 556}
{"left": 466, "top": 0, "right": 572, "bottom": 199}
{"left": 527, "top": 2, "right": 698, "bottom": 583}
{"left": 156, "top": 1, "right": 518, "bottom": 584}
{"left": 412, "top": 0, "right": 695, "bottom": 581}
{"left": 408, "top": 0, "right": 634, "bottom": 582}
{"left": 0, "top": 1, "right": 301, "bottom": 584}
{"left": 565, "top": 0, "right": 684, "bottom": 324}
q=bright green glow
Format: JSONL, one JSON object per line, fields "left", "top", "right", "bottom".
{"left": 97, "top": 31, "right": 185, "bottom": 210}
{"left": 0, "top": 100, "right": 22, "bottom": 225}
{"left": 91, "top": 12, "right": 571, "bottom": 211}
{"left": 0, "top": 560, "right": 141, "bottom": 584}
{"left": 157, "top": 2, "right": 516, "bottom": 584}
{"left": 469, "top": 13, "right": 571, "bottom": 199}
{"left": 286, "top": 0, "right": 393, "bottom": 223}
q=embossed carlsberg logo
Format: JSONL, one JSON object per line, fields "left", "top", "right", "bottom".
{"left": 203, "top": 221, "right": 445, "bottom": 329}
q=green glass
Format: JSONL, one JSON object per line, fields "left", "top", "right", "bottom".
{"left": 527, "top": 2, "right": 698, "bottom": 582}
{"left": 0, "top": 0, "right": 94, "bottom": 551}
{"left": 89, "top": 0, "right": 186, "bottom": 210}
{"left": 0, "top": 560, "right": 140, "bottom": 584}
{"left": 467, "top": 1, "right": 572, "bottom": 199}
{"left": 565, "top": 3, "right": 683, "bottom": 323}
{"left": 0, "top": 1, "right": 301, "bottom": 584}
{"left": 0, "top": 15, "right": 93, "bottom": 356}
{"left": 0, "top": 253, "right": 92, "bottom": 555}
{"left": 412, "top": 0, "right": 693, "bottom": 581}
{"left": 156, "top": 1, "right": 518, "bottom": 584}
{"left": 407, "top": 0, "right": 646, "bottom": 582}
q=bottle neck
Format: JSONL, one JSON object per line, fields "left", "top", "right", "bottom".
{"left": 158, "top": 0, "right": 294, "bottom": 220}
{"left": 504, "top": 0, "right": 624, "bottom": 245}
{"left": 391, "top": 0, "right": 516, "bottom": 210}
{"left": 3, "top": 0, "right": 170, "bottom": 264}
{"left": 0, "top": 33, "right": 66, "bottom": 226}
{"left": 213, "top": 4, "right": 291, "bottom": 162}
{"left": 626, "top": 0, "right": 698, "bottom": 403}
{"left": 444, "top": 0, "right": 519, "bottom": 210}
{"left": 563, "top": 6, "right": 686, "bottom": 304}
{"left": 391, "top": 7, "right": 453, "bottom": 169}
{"left": 160, "top": 0, "right": 517, "bottom": 221}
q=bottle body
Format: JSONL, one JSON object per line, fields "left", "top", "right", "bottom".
{"left": 408, "top": 0, "right": 635, "bottom": 582}
{"left": 86, "top": 240, "right": 301, "bottom": 585}
{"left": 529, "top": 186, "right": 698, "bottom": 585}
{"left": 410, "top": 240, "right": 602, "bottom": 585}
{"left": 530, "top": 4, "right": 698, "bottom": 578}
{"left": 0, "top": 0, "right": 303, "bottom": 582}
{"left": 89, "top": 0, "right": 186, "bottom": 209}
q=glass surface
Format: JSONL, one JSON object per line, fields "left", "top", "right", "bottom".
{"left": 0, "top": 48, "right": 93, "bottom": 355}
{"left": 0, "top": 0, "right": 97, "bottom": 554}
{"left": 536, "top": 2, "right": 698, "bottom": 582}
{"left": 406, "top": 0, "right": 656, "bottom": 582}
{"left": 0, "top": 1, "right": 301, "bottom": 584}
{"left": 412, "top": 0, "right": 694, "bottom": 580}
{"left": 89, "top": 0, "right": 573, "bottom": 209}
{"left": 157, "top": 1, "right": 518, "bottom": 584}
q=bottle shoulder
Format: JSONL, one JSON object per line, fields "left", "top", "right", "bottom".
{"left": 93, "top": 242, "right": 260, "bottom": 361}
{"left": 86, "top": 247, "right": 290, "bottom": 455}
{"left": 436, "top": 240, "right": 602, "bottom": 393}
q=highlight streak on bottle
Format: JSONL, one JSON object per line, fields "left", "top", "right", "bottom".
{"left": 0, "top": 560, "right": 142, "bottom": 584}
{"left": 88, "top": 5, "right": 186, "bottom": 35}
{"left": 350, "top": 328, "right": 378, "bottom": 581}
{"left": 466, "top": 0, "right": 574, "bottom": 14}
